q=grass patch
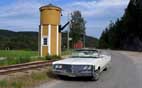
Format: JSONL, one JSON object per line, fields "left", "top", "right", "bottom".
{"left": 0, "top": 56, "right": 49, "bottom": 66}
{"left": 0, "top": 57, "right": 35, "bottom": 66}
{"left": 0, "top": 68, "right": 52, "bottom": 88}
{"left": 0, "top": 80, "right": 8, "bottom": 88}
{"left": 0, "top": 50, "right": 38, "bottom": 58}
{"left": 0, "top": 50, "right": 63, "bottom": 66}
{"left": 0, "top": 50, "right": 42, "bottom": 66}
{"left": 0, "top": 51, "right": 61, "bottom": 66}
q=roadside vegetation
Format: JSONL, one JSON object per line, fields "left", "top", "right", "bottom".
{"left": 0, "top": 50, "right": 38, "bottom": 58}
{"left": 0, "top": 50, "right": 69, "bottom": 88}
{"left": 0, "top": 50, "right": 63, "bottom": 66}
{"left": 0, "top": 50, "right": 70, "bottom": 88}
{"left": 0, "top": 67, "right": 55, "bottom": 88}
{"left": 0, "top": 50, "right": 38, "bottom": 66}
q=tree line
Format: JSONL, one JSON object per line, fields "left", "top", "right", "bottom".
{"left": 0, "top": 29, "right": 98, "bottom": 51}
{"left": 0, "top": 30, "right": 38, "bottom": 50}
{"left": 99, "top": 0, "right": 142, "bottom": 51}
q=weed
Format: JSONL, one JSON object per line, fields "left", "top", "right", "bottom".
{"left": 11, "top": 81, "right": 23, "bottom": 88}
{"left": 0, "top": 80, "right": 8, "bottom": 88}
{"left": 45, "top": 55, "right": 61, "bottom": 61}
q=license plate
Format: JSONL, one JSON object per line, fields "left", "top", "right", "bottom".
{"left": 63, "top": 70, "right": 76, "bottom": 77}
{"left": 65, "top": 73, "right": 76, "bottom": 77}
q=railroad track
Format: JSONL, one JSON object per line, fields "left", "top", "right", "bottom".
{"left": 0, "top": 60, "right": 54, "bottom": 75}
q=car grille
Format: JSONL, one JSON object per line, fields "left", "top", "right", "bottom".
{"left": 62, "top": 65, "right": 72, "bottom": 73}
{"left": 72, "top": 65, "right": 86, "bottom": 73}
{"left": 62, "top": 65, "right": 87, "bottom": 73}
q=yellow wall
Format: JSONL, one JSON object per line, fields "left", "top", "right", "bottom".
{"left": 40, "top": 8, "right": 61, "bottom": 25}
{"left": 38, "top": 27, "right": 41, "bottom": 56}
{"left": 42, "top": 25, "right": 48, "bottom": 36}
{"left": 51, "top": 25, "right": 57, "bottom": 55}
{"left": 42, "top": 25, "right": 48, "bottom": 56}
{"left": 42, "top": 46, "right": 48, "bottom": 56}
{"left": 39, "top": 5, "right": 62, "bottom": 56}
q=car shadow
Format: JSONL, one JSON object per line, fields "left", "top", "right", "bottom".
{"left": 57, "top": 76, "right": 94, "bottom": 82}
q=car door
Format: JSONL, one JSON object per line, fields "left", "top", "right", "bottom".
{"left": 99, "top": 55, "right": 107, "bottom": 71}
{"left": 94, "top": 55, "right": 104, "bottom": 72}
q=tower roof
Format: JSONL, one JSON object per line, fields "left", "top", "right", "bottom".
{"left": 40, "top": 4, "right": 62, "bottom": 11}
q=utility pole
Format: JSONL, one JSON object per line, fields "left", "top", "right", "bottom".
{"left": 83, "top": 33, "right": 86, "bottom": 48}
{"left": 67, "top": 13, "right": 70, "bottom": 50}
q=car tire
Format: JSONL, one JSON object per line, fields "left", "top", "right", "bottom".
{"left": 92, "top": 69, "right": 100, "bottom": 81}
{"left": 103, "top": 67, "right": 108, "bottom": 71}
{"left": 104, "top": 62, "right": 111, "bottom": 71}
{"left": 57, "top": 75, "right": 64, "bottom": 79}
{"left": 57, "top": 75, "right": 68, "bottom": 80}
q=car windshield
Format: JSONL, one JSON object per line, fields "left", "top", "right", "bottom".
{"left": 71, "top": 50, "right": 100, "bottom": 58}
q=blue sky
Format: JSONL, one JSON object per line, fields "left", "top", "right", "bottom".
{"left": 0, "top": 0, "right": 129, "bottom": 38}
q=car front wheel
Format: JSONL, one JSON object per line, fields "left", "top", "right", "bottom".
{"left": 92, "top": 69, "right": 100, "bottom": 81}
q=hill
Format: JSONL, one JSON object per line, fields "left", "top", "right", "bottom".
{"left": 0, "top": 29, "right": 38, "bottom": 50}
{"left": 99, "top": 0, "right": 142, "bottom": 51}
{"left": 0, "top": 29, "right": 98, "bottom": 50}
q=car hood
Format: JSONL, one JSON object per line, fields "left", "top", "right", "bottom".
{"left": 52, "top": 57, "right": 101, "bottom": 65}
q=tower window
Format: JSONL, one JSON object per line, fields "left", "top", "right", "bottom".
{"left": 43, "top": 37, "right": 48, "bottom": 46}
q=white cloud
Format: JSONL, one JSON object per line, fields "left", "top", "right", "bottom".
{"left": 60, "top": 0, "right": 129, "bottom": 37}
{"left": 62, "top": 0, "right": 129, "bottom": 17}
{"left": 0, "top": 0, "right": 42, "bottom": 17}
{"left": 0, "top": 0, "right": 43, "bottom": 31}
{"left": 0, "top": 0, "right": 130, "bottom": 38}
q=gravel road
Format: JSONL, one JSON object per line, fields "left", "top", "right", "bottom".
{"left": 36, "top": 51, "right": 142, "bottom": 88}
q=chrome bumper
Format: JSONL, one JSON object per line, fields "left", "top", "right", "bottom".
{"left": 53, "top": 70, "right": 92, "bottom": 77}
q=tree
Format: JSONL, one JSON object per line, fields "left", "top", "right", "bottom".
{"left": 99, "top": 0, "right": 142, "bottom": 51}
{"left": 70, "top": 10, "right": 86, "bottom": 47}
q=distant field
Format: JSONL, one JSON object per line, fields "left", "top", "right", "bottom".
{"left": 0, "top": 50, "right": 38, "bottom": 58}
{"left": 0, "top": 50, "right": 70, "bottom": 66}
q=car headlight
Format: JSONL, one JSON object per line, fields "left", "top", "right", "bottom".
{"left": 55, "top": 65, "right": 59, "bottom": 68}
{"left": 83, "top": 65, "right": 92, "bottom": 70}
{"left": 58, "top": 65, "right": 62, "bottom": 68}
{"left": 55, "top": 65, "right": 62, "bottom": 69}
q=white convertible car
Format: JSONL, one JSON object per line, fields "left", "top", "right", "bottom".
{"left": 52, "top": 48, "right": 111, "bottom": 81}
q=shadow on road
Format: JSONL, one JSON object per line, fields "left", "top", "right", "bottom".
{"left": 56, "top": 76, "right": 94, "bottom": 82}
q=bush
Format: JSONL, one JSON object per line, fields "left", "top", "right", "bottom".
{"left": 17, "top": 57, "right": 31, "bottom": 64}
{"left": 11, "top": 81, "right": 23, "bottom": 88}
{"left": 0, "top": 80, "right": 8, "bottom": 88}
{"left": 45, "top": 55, "right": 61, "bottom": 61}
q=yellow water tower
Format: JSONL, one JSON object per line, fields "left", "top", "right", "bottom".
{"left": 39, "top": 4, "right": 62, "bottom": 56}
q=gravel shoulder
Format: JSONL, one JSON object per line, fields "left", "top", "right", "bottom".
{"left": 119, "top": 51, "right": 142, "bottom": 64}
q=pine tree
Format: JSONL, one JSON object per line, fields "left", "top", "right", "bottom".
{"left": 99, "top": 0, "right": 142, "bottom": 51}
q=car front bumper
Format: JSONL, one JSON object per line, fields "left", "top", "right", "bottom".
{"left": 53, "top": 70, "right": 93, "bottom": 77}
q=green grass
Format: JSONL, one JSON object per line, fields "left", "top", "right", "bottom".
{"left": 0, "top": 50, "right": 72, "bottom": 58}
{"left": 0, "top": 69, "right": 50, "bottom": 88}
{"left": 0, "top": 50, "right": 39, "bottom": 66}
{"left": 0, "top": 50, "right": 62, "bottom": 66}
{"left": 0, "top": 80, "right": 8, "bottom": 88}
{"left": 0, "top": 50, "right": 38, "bottom": 58}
